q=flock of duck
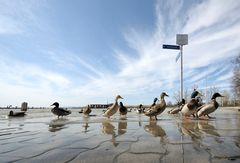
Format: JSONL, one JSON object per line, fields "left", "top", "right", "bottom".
{"left": 48, "top": 90, "right": 224, "bottom": 120}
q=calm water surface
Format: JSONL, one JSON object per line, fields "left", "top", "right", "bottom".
{"left": 0, "top": 108, "right": 240, "bottom": 163}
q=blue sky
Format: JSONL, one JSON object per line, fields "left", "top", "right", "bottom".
{"left": 0, "top": 0, "right": 239, "bottom": 107}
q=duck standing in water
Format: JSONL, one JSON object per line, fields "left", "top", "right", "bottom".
{"left": 8, "top": 110, "right": 26, "bottom": 117}
{"left": 197, "top": 93, "right": 224, "bottom": 119}
{"left": 144, "top": 92, "right": 168, "bottom": 120}
{"left": 83, "top": 105, "right": 92, "bottom": 116}
{"left": 181, "top": 90, "right": 202, "bottom": 117}
{"left": 103, "top": 95, "right": 123, "bottom": 118}
{"left": 79, "top": 108, "right": 84, "bottom": 114}
{"left": 119, "top": 102, "right": 127, "bottom": 116}
{"left": 51, "top": 102, "right": 71, "bottom": 118}
{"left": 137, "top": 104, "right": 143, "bottom": 113}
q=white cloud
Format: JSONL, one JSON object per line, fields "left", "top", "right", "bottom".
{"left": 0, "top": 0, "right": 45, "bottom": 35}
{"left": 0, "top": 0, "right": 239, "bottom": 106}
{"left": 75, "top": 0, "right": 240, "bottom": 103}
{"left": 183, "top": 0, "right": 240, "bottom": 34}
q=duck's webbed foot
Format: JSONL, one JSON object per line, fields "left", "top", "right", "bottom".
{"left": 207, "top": 115, "right": 215, "bottom": 119}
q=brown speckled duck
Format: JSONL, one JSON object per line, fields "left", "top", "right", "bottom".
{"left": 144, "top": 92, "right": 168, "bottom": 120}
{"left": 181, "top": 91, "right": 202, "bottom": 117}
{"left": 103, "top": 95, "right": 123, "bottom": 118}
{"left": 83, "top": 105, "right": 92, "bottom": 116}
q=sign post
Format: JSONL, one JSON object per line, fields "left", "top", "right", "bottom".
{"left": 162, "top": 44, "right": 180, "bottom": 50}
{"left": 176, "top": 34, "right": 188, "bottom": 101}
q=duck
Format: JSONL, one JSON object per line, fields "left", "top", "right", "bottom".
{"left": 79, "top": 108, "right": 83, "bottom": 114}
{"left": 168, "top": 98, "right": 185, "bottom": 114}
{"left": 151, "top": 97, "right": 158, "bottom": 107}
{"left": 8, "top": 110, "right": 26, "bottom": 117}
{"left": 144, "top": 92, "right": 168, "bottom": 120}
{"left": 103, "top": 95, "right": 123, "bottom": 118}
{"left": 197, "top": 93, "right": 224, "bottom": 119}
{"left": 137, "top": 104, "right": 143, "bottom": 113}
{"left": 51, "top": 102, "right": 71, "bottom": 118}
{"left": 83, "top": 105, "right": 92, "bottom": 116}
{"left": 181, "top": 91, "right": 202, "bottom": 117}
{"left": 119, "top": 102, "right": 127, "bottom": 116}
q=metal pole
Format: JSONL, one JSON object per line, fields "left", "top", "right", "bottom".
{"left": 180, "top": 45, "right": 183, "bottom": 100}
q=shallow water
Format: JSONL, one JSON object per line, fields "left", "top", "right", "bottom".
{"left": 0, "top": 108, "right": 240, "bottom": 163}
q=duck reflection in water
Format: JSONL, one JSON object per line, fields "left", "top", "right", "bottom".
{"left": 102, "top": 120, "right": 119, "bottom": 147}
{"left": 178, "top": 119, "right": 204, "bottom": 150}
{"left": 83, "top": 116, "right": 90, "bottom": 133}
{"left": 198, "top": 120, "right": 220, "bottom": 137}
{"left": 144, "top": 121, "right": 167, "bottom": 143}
{"left": 178, "top": 119, "right": 201, "bottom": 140}
{"left": 118, "top": 119, "right": 127, "bottom": 136}
{"left": 138, "top": 114, "right": 142, "bottom": 127}
{"left": 49, "top": 118, "right": 68, "bottom": 132}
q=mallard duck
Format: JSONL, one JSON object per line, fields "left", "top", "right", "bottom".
{"left": 79, "top": 108, "right": 83, "bottom": 114}
{"left": 119, "top": 102, "right": 127, "bottom": 116}
{"left": 151, "top": 97, "right": 158, "bottom": 107}
{"left": 51, "top": 102, "right": 71, "bottom": 118}
{"left": 83, "top": 105, "right": 92, "bottom": 116}
{"left": 144, "top": 92, "right": 168, "bottom": 120}
{"left": 197, "top": 93, "right": 224, "bottom": 119}
{"left": 103, "top": 95, "right": 123, "bottom": 118}
{"left": 168, "top": 98, "right": 185, "bottom": 114}
{"left": 181, "top": 91, "right": 202, "bottom": 117}
{"left": 8, "top": 110, "right": 26, "bottom": 117}
{"left": 136, "top": 104, "right": 143, "bottom": 113}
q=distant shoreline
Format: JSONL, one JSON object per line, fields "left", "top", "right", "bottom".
{"left": 1, "top": 106, "right": 239, "bottom": 110}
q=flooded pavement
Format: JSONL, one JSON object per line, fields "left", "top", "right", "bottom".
{"left": 0, "top": 108, "right": 240, "bottom": 163}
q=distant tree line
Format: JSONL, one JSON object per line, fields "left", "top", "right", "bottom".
{"left": 232, "top": 53, "right": 240, "bottom": 103}
{"left": 171, "top": 53, "right": 240, "bottom": 107}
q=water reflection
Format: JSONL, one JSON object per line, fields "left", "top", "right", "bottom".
{"left": 178, "top": 119, "right": 202, "bottom": 140}
{"left": 49, "top": 118, "right": 68, "bottom": 132}
{"left": 198, "top": 120, "right": 220, "bottom": 137}
{"left": 138, "top": 114, "right": 142, "bottom": 127}
{"left": 118, "top": 120, "right": 127, "bottom": 135}
{"left": 83, "top": 116, "right": 90, "bottom": 133}
{"left": 102, "top": 120, "right": 118, "bottom": 146}
{"left": 144, "top": 121, "right": 167, "bottom": 142}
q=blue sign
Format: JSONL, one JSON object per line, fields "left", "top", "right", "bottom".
{"left": 162, "top": 44, "right": 180, "bottom": 50}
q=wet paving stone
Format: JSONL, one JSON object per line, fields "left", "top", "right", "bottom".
{"left": 0, "top": 108, "right": 239, "bottom": 162}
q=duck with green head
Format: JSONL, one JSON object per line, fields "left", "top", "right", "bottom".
{"left": 181, "top": 91, "right": 202, "bottom": 117}
{"left": 197, "top": 92, "right": 224, "bottom": 119}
